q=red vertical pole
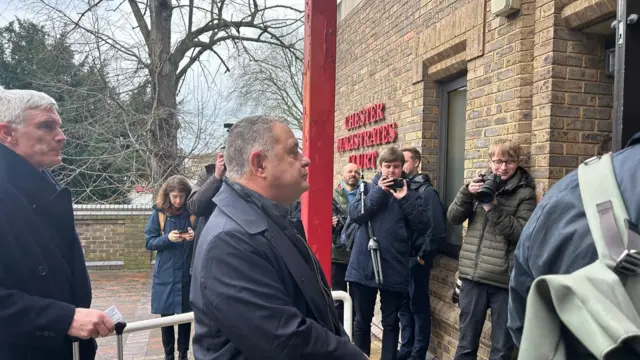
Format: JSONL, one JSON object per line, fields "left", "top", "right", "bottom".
{"left": 301, "top": 0, "right": 337, "bottom": 284}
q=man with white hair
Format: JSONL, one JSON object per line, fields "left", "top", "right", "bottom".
{"left": 190, "top": 115, "right": 368, "bottom": 359}
{"left": 0, "top": 89, "right": 115, "bottom": 360}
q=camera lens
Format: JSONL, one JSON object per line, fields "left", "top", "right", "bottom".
{"left": 475, "top": 174, "right": 501, "bottom": 203}
{"left": 475, "top": 188, "right": 494, "bottom": 203}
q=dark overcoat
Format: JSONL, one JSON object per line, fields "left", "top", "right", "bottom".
{"left": 190, "top": 181, "right": 368, "bottom": 360}
{"left": 0, "top": 144, "right": 96, "bottom": 360}
{"left": 186, "top": 164, "right": 222, "bottom": 273}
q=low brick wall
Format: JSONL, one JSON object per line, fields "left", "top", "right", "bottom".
{"left": 74, "top": 204, "right": 154, "bottom": 271}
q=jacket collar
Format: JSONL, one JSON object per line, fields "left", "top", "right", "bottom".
{"left": 213, "top": 180, "right": 273, "bottom": 235}
{"left": 626, "top": 132, "right": 640, "bottom": 148}
{"left": 407, "top": 173, "right": 432, "bottom": 190}
{"left": 0, "top": 144, "right": 59, "bottom": 204}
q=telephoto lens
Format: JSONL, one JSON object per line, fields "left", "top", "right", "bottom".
{"left": 475, "top": 173, "right": 501, "bottom": 203}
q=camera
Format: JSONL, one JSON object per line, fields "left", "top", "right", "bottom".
{"left": 475, "top": 173, "right": 503, "bottom": 203}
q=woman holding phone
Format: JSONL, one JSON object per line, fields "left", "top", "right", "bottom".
{"left": 145, "top": 175, "right": 196, "bottom": 360}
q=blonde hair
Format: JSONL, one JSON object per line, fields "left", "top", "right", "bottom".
{"left": 154, "top": 175, "right": 192, "bottom": 211}
{"left": 487, "top": 139, "right": 522, "bottom": 161}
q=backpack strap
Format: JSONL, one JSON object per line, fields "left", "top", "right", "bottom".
{"left": 159, "top": 212, "right": 196, "bottom": 234}
{"left": 578, "top": 153, "right": 640, "bottom": 274}
{"left": 417, "top": 182, "right": 438, "bottom": 198}
{"left": 158, "top": 212, "right": 166, "bottom": 235}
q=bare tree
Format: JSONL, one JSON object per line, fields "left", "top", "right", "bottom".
{"left": 22, "top": 0, "right": 303, "bottom": 188}
{"left": 228, "top": 28, "right": 303, "bottom": 131}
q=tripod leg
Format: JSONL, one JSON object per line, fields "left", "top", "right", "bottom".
{"left": 371, "top": 249, "right": 382, "bottom": 285}
{"left": 369, "top": 250, "right": 379, "bottom": 284}
{"left": 375, "top": 250, "right": 384, "bottom": 284}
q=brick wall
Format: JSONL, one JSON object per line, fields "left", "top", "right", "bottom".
{"left": 530, "top": 0, "right": 614, "bottom": 198}
{"left": 74, "top": 205, "right": 154, "bottom": 271}
{"left": 334, "top": 0, "right": 429, "bottom": 184}
{"left": 335, "top": 0, "right": 615, "bottom": 358}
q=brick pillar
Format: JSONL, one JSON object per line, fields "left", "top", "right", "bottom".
{"left": 421, "top": 80, "right": 440, "bottom": 181}
{"left": 531, "top": 0, "right": 613, "bottom": 199}
{"left": 464, "top": 0, "right": 536, "bottom": 181}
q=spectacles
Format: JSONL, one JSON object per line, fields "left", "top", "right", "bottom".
{"left": 491, "top": 159, "right": 517, "bottom": 166}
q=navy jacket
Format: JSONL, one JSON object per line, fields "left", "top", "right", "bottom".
{"left": 345, "top": 173, "right": 430, "bottom": 292}
{"left": 145, "top": 207, "right": 194, "bottom": 315}
{"left": 190, "top": 181, "right": 367, "bottom": 360}
{"left": 0, "top": 144, "right": 96, "bottom": 360}
{"left": 508, "top": 132, "right": 640, "bottom": 346}
{"left": 407, "top": 173, "right": 447, "bottom": 258}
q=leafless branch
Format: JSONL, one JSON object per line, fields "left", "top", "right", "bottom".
{"left": 16, "top": 0, "right": 304, "bottom": 199}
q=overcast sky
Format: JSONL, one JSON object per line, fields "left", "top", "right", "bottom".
{"left": 0, "top": 0, "right": 305, "bottom": 150}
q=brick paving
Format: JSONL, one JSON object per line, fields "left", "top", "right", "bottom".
{"left": 89, "top": 271, "right": 381, "bottom": 360}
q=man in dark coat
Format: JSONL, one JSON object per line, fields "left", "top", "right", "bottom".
{"left": 190, "top": 115, "right": 367, "bottom": 360}
{"left": 187, "top": 152, "right": 224, "bottom": 273}
{"left": 397, "top": 147, "right": 447, "bottom": 360}
{"left": 346, "top": 147, "right": 430, "bottom": 360}
{"left": 0, "top": 89, "right": 114, "bottom": 360}
{"left": 508, "top": 132, "right": 640, "bottom": 356}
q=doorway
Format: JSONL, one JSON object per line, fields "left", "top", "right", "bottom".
{"left": 437, "top": 77, "right": 467, "bottom": 257}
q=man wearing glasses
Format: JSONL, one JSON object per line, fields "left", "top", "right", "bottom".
{"left": 447, "top": 139, "right": 536, "bottom": 360}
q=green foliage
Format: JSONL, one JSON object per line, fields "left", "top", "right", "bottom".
{"left": 0, "top": 20, "right": 149, "bottom": 203}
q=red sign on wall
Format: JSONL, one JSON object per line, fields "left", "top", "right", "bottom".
{"left": 337, "top": 103, "right": 396, "bottom": 169}
{"left": 344, "top": 103, "right": 385, "bottom": 131}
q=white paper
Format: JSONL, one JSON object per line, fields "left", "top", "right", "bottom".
{"left": 104, "top": 305, "right": 124, "bottom": 324}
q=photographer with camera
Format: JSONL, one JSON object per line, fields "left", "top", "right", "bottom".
{"left": 187, "top": 152, "right": 225, "bottom": 274}
{"left": 346, "top": 147, "right": 429, "bottom": 360}
{"left": 447, "top": 139, "right": 536, "bottom": 360}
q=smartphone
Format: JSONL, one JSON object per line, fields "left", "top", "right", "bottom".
{"left": 389, "top": 178, "right": 405, "bottom": 189}
{"left": 177, "top": 229, "right": 189, "bottom": 234}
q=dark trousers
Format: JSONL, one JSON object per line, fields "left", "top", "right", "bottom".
{"left": 453, "top": 279, "right": 514, "bottom": 360}
{"left": 331, "top": 262, "right": 355, "bottom": 328}
{"left": 350, "top": 282, "right": 404, "bottom": 360}
{"left": 398, "top": 257, "right": 432, "bottom": 359}
{"left": 161, "top": 314, "right": 192, "bottom": 357}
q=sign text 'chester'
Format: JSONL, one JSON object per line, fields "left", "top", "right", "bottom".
{"left": 336, "top": 103, "right": 397, "bottom": 169}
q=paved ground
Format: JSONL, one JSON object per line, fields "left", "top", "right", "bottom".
{"left": 90, "top": 271, "right": 381, "bottom": 360}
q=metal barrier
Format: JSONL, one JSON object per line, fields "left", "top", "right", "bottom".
{"left": 73, "top": 290, "right": 352, "bottom": 360}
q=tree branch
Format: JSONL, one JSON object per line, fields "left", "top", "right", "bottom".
{"left": 37, "top": 0, "right": 150, "bottom": 68}
{"left": 127, "top": 0, "right": 150, "bottom": 45}
{"left": 188, "top": 0, "right": 194, "bottom": 34}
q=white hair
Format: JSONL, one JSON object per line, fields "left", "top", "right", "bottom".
{"left": 224, "top": 115, "right": 288, "bottom": 179}
{"left": 0, "top": 89, "right": 58, "bottom": 126}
